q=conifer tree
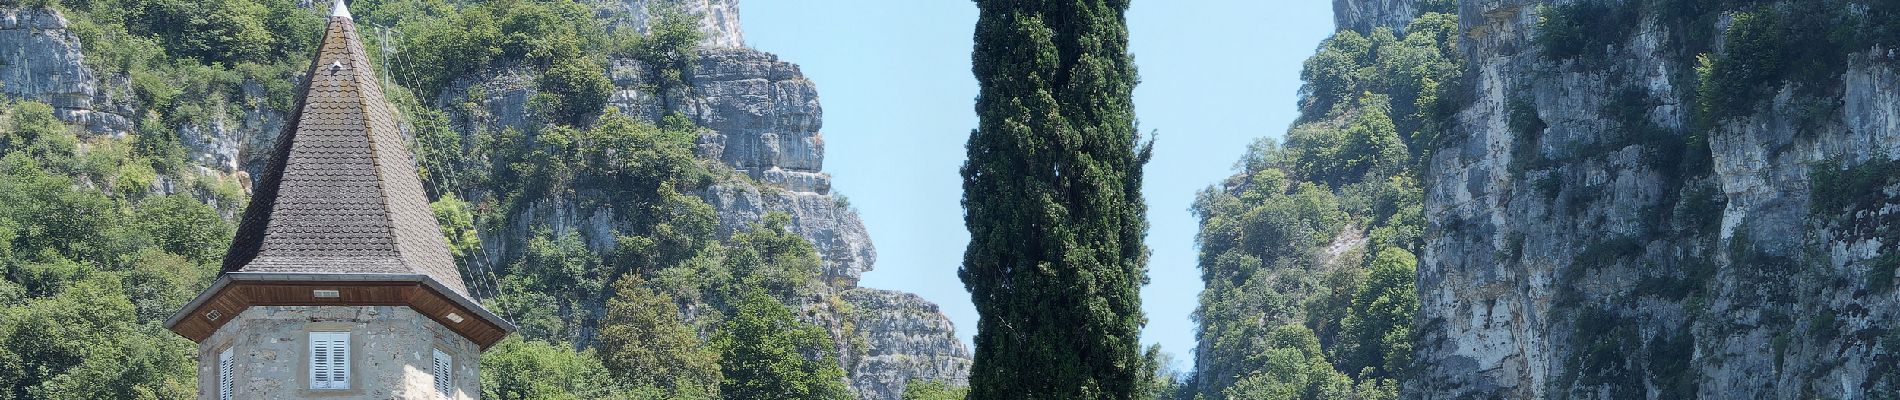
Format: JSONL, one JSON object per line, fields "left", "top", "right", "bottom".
{"left": 961, "top": 0, "right": 1149, "bottom": 398}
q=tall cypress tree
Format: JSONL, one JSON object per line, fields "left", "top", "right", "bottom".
{"left": 961, "top": 0, "right": 1149, "bottom": 398}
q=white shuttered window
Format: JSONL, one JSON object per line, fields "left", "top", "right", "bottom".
{"left": 308, "top": 332, "right": 351, "bottom": 390}
{"left": 432, "top": 349, "right": 453, "bottom": 397}
{"left": 218, "top": 347, "right": 235, "bottom": 400}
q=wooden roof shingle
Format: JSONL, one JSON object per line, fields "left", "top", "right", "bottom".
{"left": 222, "top": 9, "right": 469, "bottom": 297}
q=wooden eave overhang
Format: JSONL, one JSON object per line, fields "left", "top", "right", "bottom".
{"left": 163, "top": 273, "right": 516, "bottom": 350}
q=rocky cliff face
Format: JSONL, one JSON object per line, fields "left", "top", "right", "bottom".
{"left": 601, "top": 0, "right": 745, "bottom": 48}
{"left": 843, "top": 289, "right": 973, "bottom": 399}
{"left": 1410, "top": 0, "right": 1900, "bottom": 398}
{"left": 1333, "top": 0, "right": 1426, "bottom": 34}
{"left": 0, "top": 3, "right": 964, "bottom": 399}
{"left": 437, "top": 6, "right": 966, "bottom": 400}
{"left": 0, "top": 7, "right": 131, "bottom": 135}
{"left": 444, "top": 47, "right": 874, "bottom": 287}
{"left": 439, "top": 44, "right": 970, "bottom": 398}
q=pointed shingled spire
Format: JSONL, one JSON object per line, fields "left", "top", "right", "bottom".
{"left": 221, "top": 5, "right": 468, "bottom": 297}
{"left": 331, "top": 0, "right": 350, "bottom": 19}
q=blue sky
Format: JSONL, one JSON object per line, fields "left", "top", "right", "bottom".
{"left": 741, "top": 1, "right": 1336, "bottom": 369}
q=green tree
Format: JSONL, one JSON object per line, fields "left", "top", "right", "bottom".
{"left": 1334, "top": 248, "right": 1417, "bottom": 379}
{"left": 431, "top": 194, "right": 483, "bottom": 262}
{"left": 134, "top": 194, "right": 233, "bottom": 264}
{"left": 713, "top": 289, "right": 851, "bottom": 400}
{"left": 721, "top": 213, "right": 822, "bottom": 301}
{"left": 595, "top": 275, "right": 720, "bottom": 399}
{"left": 962, "top": 0, "right": 1150, "bottom": 398}
{"left": 1220, "top": 326, "right": 1350, "bottom": 400}
{"left": 127, "top": 0, "right": 280, "bottom": 63}
{"left": 630, "top": 4, "right": 703, "bottom": 97}
{"left": 535, "top": 54, "right": 612, "bottom": 126}
{"left": 903, "top": 380, "right": 970, "bottom": 400}
{"left": 490, "top": 230, "right": 604, "bottom": 344}
{"left": 0, "top": 274, "right": 195, "bottom": 399}
{"left": 482, "top": 336, "right": 625, "bottom": 400}
{"left": 3, "top": 102, "right": 78, "bottom": 170}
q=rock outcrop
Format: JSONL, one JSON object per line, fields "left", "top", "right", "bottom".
{"left": 0, "top": 7, "right": 131, "bottom": 135}
{"left": 444, "top": 47, "right": 871, "bottom": 284}
{"left": 0, "top": 3, "right": 963, "bottom": 399}
{"left": 1409, "top": 0, "right": 1900, "bottom": 398}
{"left": 601, "top": 0, "right": 745, "bottom": 48}
{"left": 1333, "top": 0, "right": 1428, "bottom": 34}
{"left": 432, "top": 7, "right": 967, "bottom": 399}
{"left": 843, "top": 288, "right": 974, "bottom": 400}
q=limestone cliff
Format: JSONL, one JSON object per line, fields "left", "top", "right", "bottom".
{"left": 601, "top": 0, "right": 745, "bottom": 48}
{"left": 1410, "top": 0, "right": 1900, "bottom": 398}
{"left": 1334, "top": 0, "right": 1443, "bottom": 34}
{"left": 0, "top": 3, "right": 966, "bottom": 399}
{"left": 437, "top": 43, "right": 970, "bottom": 398}
{"left": 0, "top": 7, "right": 131, "bottom": 135}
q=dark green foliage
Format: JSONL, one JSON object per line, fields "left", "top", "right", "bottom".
{"left": 1646, "top": 330, "right": 1697, "bottom": 399}
{"left": 962, "top": 0, "right": 1150, "bottom": 398}
{"left": 492, "top": 230, "right": 602, "bottom": 344}
{"left": 1573, "top": 237, "right": 1645, "bottom": 273}
{"left": 1699, "top": 8, "right": 1787, "bottom": 121}
{"left": 714, "top": 289, "right": 852, "bottom": 400}
{"left": 1300, "top": 30, "right": 1374, "bottom": 120}
{"left": 1, "top": 274, "right": 198, "bottom": 399}
{"left": 903, "top": 380, "right": 970, "bottom": 400}
{"left": 1299, "top": 14, "right": 1462, "bottom": 148}
{"left": 1534, "top": 1, "right": 1640, "bottom": 61}
{"left": 1190, "top": 10, "right": 1455, "bottom": 400}
{"left": 481, "top": 336, "right": 625, "bottom": 399}
{"left": 630, "top": 5, "right": 703, "bottom": 96}
{"left": 596, "top": 276, "right": 720, "bottom": 399}
{"left": 413, "top": 107, "right": 466, "bottom": 196}
{"left": 534, "top": 54, "right": 614, "bottom": 126}
{"left": 1867, "top": 254, "right": 1899, "bottom": 295}
{"left": 1219, "top": 325, "right": 1351, "bottom": 400}
{"left": 719, "top": 213, "right": 823, "bottom": 301}
{"left": 1507, "top": 99, "right": 1547, "bottom": 173}
{"left": 1809, "top": 158, "right": 1899, "bottom": 216}
{"left": 2, "top": 102, "right": 79, "bottom": 171}
{"left": 0, "top": 100, "right": 216, "bottom": 397}
{"left": 1693, "top": 1, "right": 1900, "bottom": 126}
{"left": 1566, "top": 307, "right": 1642, "bottom": 398}
{"left": 134, "top": 194, "right": 233, "bottom": 264}
{"left": 1334, "top": 248, "right": 1418, "bottom": 379}
{"left": 480, "top": 111, "right": 709, "bottom": 221}
{"left": 123, "top": 0, "right": 301, "bottom": 64}
{"left": 1285, "top": 96, "right": 1406, "bottom": 186}
{"left": 389, "top": 0, "right": 606, "bottom": 99}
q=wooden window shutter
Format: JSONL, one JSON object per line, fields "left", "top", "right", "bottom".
{"left": 309, "top": 332, "right": 351, "bottom": 390}
{"left": 218, "top": 347, "right": 235, "bottom": 400}
{"left": 432, "top": 349, "right": 453, "bottom": 397}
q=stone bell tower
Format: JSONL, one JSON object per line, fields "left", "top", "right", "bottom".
{"left": 164, "top": 1, "right": 514, "bottom": 398}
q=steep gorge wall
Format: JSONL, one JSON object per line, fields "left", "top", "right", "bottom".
{"left": 0, "top": 8, "right": 131, "bottom": 136}
{"left": 440, "top": 43, "right": 971, "bottom": 398}
{"left": 1411, "top": 0, "right": 1900, "bottom": 398}
{"left": 0, "top": 3, "right": 966, "bottom": 399}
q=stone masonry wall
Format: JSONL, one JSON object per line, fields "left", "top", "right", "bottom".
{"left": 196, "top": 306, "right": 482, "bottom": 400}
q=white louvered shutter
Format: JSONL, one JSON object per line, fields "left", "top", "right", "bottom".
{"left": 218, "top": 347, "right": 235, "bottom": 400}
{"left": 309, "top": 332, "right": 351, "bottom": 390}
{"left": 432, "top": 349, "right": 453, "bottom": 397}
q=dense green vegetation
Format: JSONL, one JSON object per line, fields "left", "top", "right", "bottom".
{"left": 1186, "top": 11, "right": 1458, "bottom": 400}
{"left": 0, "top": 99, "right": 230, "bottom": 399}
{"left": 962, "top": 0, "right": 1152, "bottom": 398}
{"left": 0, "top": 1, "right": 876, "bottom": 398}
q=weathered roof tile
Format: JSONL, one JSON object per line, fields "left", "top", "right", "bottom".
{"left": 222, "top": 12, "right": 469, "bottom": 297}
